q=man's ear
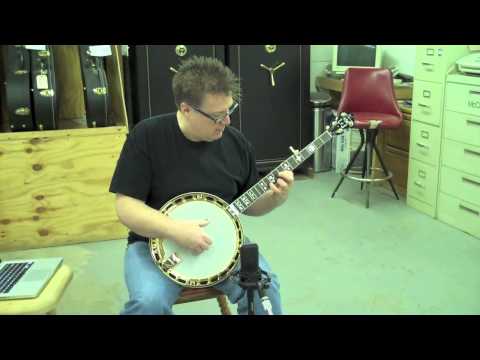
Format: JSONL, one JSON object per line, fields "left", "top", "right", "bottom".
{"left": 179, "top": 102, "right": 190, "bottom": 115}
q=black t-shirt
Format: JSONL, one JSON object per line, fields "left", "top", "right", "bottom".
{"left": 109, "top": 113, "right": 259, "bottom": 244}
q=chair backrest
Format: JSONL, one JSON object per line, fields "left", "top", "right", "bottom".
{"left": 338, "top": 68, "right": 402, "bottom": 117}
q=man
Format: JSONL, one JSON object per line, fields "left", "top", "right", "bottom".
{"left": 110, "top": 56, "right": 294, "bottom": 315}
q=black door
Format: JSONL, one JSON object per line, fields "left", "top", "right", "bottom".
{"left": 129, "top": 45, "right": 225, "bottom": 126}
{"left": 227, "top": 45, "right": 311, "bottom": 171}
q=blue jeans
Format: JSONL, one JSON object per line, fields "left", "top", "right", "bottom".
{"left": 120, "top": 240, "right": 282, "bottom": 315}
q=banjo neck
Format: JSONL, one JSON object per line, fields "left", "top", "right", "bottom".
{"left": 228, "top": 129, "right": 334, "bottom": 216}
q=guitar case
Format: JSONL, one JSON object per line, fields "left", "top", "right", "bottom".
{"left": 78, "top": 45, "right": 110, "bottom": 127}
{"left": 30, "top": 45, "right": 57, "bottom": 130}
{"left": 121, "top": 45, "right": 134, "bottom": 130}
{"left": 2, "top": 45, "right": 35, "bottom": 131}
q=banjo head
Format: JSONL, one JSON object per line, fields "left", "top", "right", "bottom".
{"left": 150, "top": 192, "right": 243, "bottom": 288}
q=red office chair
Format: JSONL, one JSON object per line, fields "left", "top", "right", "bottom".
{"left": 331, "top": 68, "right": 402, "bottom": 208}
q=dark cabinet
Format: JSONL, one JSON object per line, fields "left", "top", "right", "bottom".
{"left": 129, "top": 45, "right": 311, "bottom": 172}
{"left": 227, "top": 45, "right": 311, "bottom": 171}
{"left": 129, "top": 45, "right": 225, "bottom": 126}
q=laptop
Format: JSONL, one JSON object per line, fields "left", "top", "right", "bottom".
{"left": 0, "top": 257, "right": 63, "bottom": 300}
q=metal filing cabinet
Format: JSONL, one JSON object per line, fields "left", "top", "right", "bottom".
{"left": 406, "top": 45, "right": 469, "bottom": 217}
{"left": 437, "top": 73, "right": 480, "bottom": 238}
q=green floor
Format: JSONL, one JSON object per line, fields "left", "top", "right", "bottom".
{"left": 2, "top": 171, "right": 480, "bottom": 315}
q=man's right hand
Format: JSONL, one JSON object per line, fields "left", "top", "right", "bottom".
{"left": 171, "top": 219, "right": 212, "bottom": 254}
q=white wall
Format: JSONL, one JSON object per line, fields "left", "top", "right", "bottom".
{"left": 310, "top": 45, "right": 334, "bottom": 92}
{"left": 310, "top": 45, "right": 417, "bottom": 91}
{"left": 381, "top": 45, "right": 416, "bottom": 75}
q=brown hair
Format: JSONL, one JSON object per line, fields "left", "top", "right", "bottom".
{"left": 172, "top": 56, "right": 241, "bottom": 109}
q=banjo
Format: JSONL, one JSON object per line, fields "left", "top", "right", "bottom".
{"left": 150, "top": 112, "right": 354, "bottom": 288}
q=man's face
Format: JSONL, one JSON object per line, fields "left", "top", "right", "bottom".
{"left": 182, "top": 93, "right": 234, "bottom": 142}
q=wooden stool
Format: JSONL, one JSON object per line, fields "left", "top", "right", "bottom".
{"left": 175, "top": 287, "right": 231, "bottom": 315}
{"left": 0, "top": 264, "right": 73, "bottom": 315}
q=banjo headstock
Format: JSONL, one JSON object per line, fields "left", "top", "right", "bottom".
{"left": 328, "top": 112, "right": 355, "bottom": 135}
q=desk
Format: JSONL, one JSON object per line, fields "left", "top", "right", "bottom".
{"left": 316, "top": 76, "right": 413, "bottom": 100}
{"left": 316, "top": 75, "right": 413, "bottom": 196}
{"left": 0, "top": 264, "right": 73, "bottom": 315}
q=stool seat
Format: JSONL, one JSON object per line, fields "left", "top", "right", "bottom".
{"left": 352, "top": 112, "right": 402, "bottom": 129}
{"left": 175, "top": 287, "right": 231, "bottom": 315}
{"left": 0, "top": 264, "right": 73, "bottom": 315}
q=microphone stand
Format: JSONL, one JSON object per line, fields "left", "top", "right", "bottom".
{"left": 257, "top": 270, "right": 274, "bottom": 315}
{"left": 232, "top": 244, "right": 274, "bottom": 315}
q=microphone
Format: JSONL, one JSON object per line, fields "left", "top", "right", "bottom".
{"left": 239, "top": 244, "right": 273, "bottom": 315}
{"left": 239, "top": 244, "right": 261, "bottom": 284}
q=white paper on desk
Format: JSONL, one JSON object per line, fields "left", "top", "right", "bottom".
{"left": 25, "top": 45, "right": 47, "bottom": 51}
{"left": 88, "top": 45, "right": 112, "bottom": 57}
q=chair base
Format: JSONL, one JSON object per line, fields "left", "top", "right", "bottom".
{"left": 331, "top": 128, "right": 400, "bottom": 208}
{"left": 342, "top": 167, "right": 393, "bottom": 183}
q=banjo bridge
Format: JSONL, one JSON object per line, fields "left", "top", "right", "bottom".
{"left": 162, "top": 252, "right": 182, "bottom": 270}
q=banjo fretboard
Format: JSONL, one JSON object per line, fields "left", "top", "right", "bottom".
{"left": 228, "top": 130, "right": 333, "bottom": 216}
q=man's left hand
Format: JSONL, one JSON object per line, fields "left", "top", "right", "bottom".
{"left": 269, "top": 170, "right": 294, "bottom": 205}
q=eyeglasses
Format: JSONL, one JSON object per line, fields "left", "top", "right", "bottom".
{"left": 190, "top": 102, "right": 239, "bottom": 124}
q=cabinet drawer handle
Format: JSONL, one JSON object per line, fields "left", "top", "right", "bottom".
{"left": 416, "top": 142, "right": 429, "bottom": 149}
{"left": 417, "top": 103, "right": 430, "bottom": 108}
{"left": 459, "top": 204, "right": 480, "bottom": 216}
{"left": 421, "top": 63, "right": 434, "bottom": 71}
{"left": 414, "top": 181, "right": 425, "bottom": 188}
{"left": 418, "top": 170, "right": 426, "bottom": 179}
{"left": 464, "top": 148, "right": 480, "bottom": 157}
{"left": 467, "top": 119, "right": 480, "bottom": 126}
{"left": 462, "top": 177, "right": 480, "bottom": 187}
{"left": 469, "top": 90, "right": 480, "bottom": 96}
